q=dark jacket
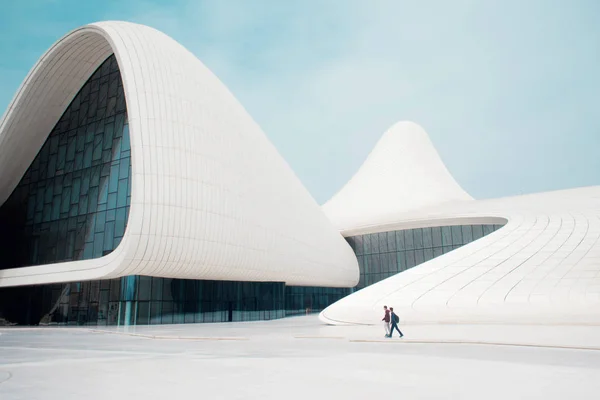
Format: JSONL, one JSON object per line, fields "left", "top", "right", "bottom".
{"left": 382, "top": 309, "right": 390, "bottom": 322}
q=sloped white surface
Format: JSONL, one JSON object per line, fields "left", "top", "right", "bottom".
{"left": 320, "top": 121, "right": 600, "bottom": 325}
{"left": 320, "top": 186, "right": 600, "bottom": 325}
{"left": 0, "top": 21, "right": 358, "bottom": 288}
{"left": 323, "top": 121, "right": 473, "bottom": 232}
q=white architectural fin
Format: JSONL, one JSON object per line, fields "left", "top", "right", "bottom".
{"left": 323, "top": 121, "right": 472, "bottom": 232}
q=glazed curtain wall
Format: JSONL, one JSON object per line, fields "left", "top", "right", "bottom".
{"left": 0, "top": 277, "right": 285, "bottom": 326}
{"left": 0, "top": 278, "right": 343, "bottom": 325}
{"left": 284, "top": 286, "right": 351, "bottom": 316}
{"left": 0, "top": 54, "right": 130, "bottom": 270}
{"left": 347, "top": 224, "right": 503, "bottom": 290}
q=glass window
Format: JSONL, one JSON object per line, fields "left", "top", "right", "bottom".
{"left": 107, "top": 97, "right": 117, "bottom": 116}
{"left": 115, "top": 208, "right": 127, "bottom": 238}
{"left": 354, "top": 235, "right": 364, "bottom": 256}
{"left": 386, "top": 252, "right": 397, "bottom": 274}
{"left": 422, "top": 227, "right": 433, "bottom": 248}
{"left": 370, "top": 234, "right": 379, "bottom": 255}
{"left": 121, "top": 276, "right": 137, "bottom": 302}
{"left": 151, "top": 278, "right": 163, "bottom": 301}
{"left": 404, "top": 230, "right": 414, "bottom": 250}
{"left": 150, "top": 302, "right": 162, "bottom": 324}
{"left": 483, "top": 225, "right": 494, "bottom": 236}
{"left": 93, "top": 233, "right": 104, "bottom": 258}
{"left": 98, "top": 177, "right": 109, "bottom": 204}
{"left": 472, "top": 225, "right": 484, "bottom": 240}
{"left": 136, "top": 302, "right": 150, "bottom": 325}
{"left": 386, "top": 231, "right": 396, "bottom": 252}
{"left": 103, "top": 221, "right": 115, "bottom": 251}
{"left": 462, "top": 225, "right": 473, "bottom": 243}
{"left": 363, "top": 254, "right": 373, "bottom": 275}
{"left": 363, "top": 234, "right": 372, "bottom": 255}
{"left": 61, "top": 188, "right": 71, "bottom": 214}
{"left": 138, "top": 276, "right": 152, "bottom": 301}
{"left": 92, "top": 136, "right": 103, "bottom": 161}
{"left": 378, "top": 232, "right": 388, "bottom": 253}
{"left": 44, "top": 185, "right": 54, "bottom": 204}
{"left": 57, "top": 145, "right": 67, "bottom": 171}
{"left": 51, "top": 195, "right": 61, "bottom": 220}
{"left": 83, "top": 142, "right": 93, "bottom": 168}
{"left": 95, "top": 211, "right": 106, "bottom": 233}
{"left": 108, "top": 73, "right": 119, "bottom": 97}
{"left": 414, "top": 249, "right": 425, "bottom": 266}
{"left": 423, "top": 247, "right": 434, "bottom": 261}
{"left": 162, "top": 278, "right": 174, "bottom": 302}
{"left": 441, "top": 226, "right": 453, "bottom": 247}
{"left": 413, "top": 228, "right": 424, "bottom": 249}
{"left": 117, "top": 179, "right": 128, "bottom": 208}
{"left": 372, "top": 253, "right": 381, "bottom": 274}
{"left": 396, "top": 230, "right": 405, "bottom": 251}
{"left": 405, "top": 250, "right": 416, "bottom": 269}
{"left": 0, "top": 54, "right": 130, "bottom": 270}
{"left": 116, "top": 93, "right": 127, "bottom": 113}
{"left": 394, "top": 251, "right": 404, "bottom": 274}
{"left": 118, "top": 157, "right": 129, "bottom": 180}
{"left": 451, "top": 226, "right": 463, "bottom": 245}
{"left": 160, "top": 302, "right": 174, "bottom": 324}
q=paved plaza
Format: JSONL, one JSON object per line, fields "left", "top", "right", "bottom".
{"left": 1, "top": 316, "right": 600, "bottom": 399}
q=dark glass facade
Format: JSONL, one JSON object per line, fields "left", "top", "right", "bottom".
{"left": 284, "top": 286, "right": 351, "bottom": 316}
{"left": 347, "top": 224, "right": 504, "bottom": 290}
{"left": 0, "top": 54, "right": 131, "bottom": 270}
{"left": 0, "top": 277, "right": 285, "bottom": 326}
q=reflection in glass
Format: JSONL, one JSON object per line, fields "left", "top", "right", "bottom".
{"left": 346, "top": 224, "right": 503, "bottom": 290}
{"left": 0, "top": 54, "right": 130, "bottom": 271}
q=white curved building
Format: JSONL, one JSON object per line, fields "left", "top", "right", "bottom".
{"left": 0, "top": 21, "right": 358, "bottom": 289}
{"left": 1, "top": 21, "right": 597, "bottom": 327}
{"left": 320, "top": 121, "right": 600, "bottom": 325}
{"left": 323, "top": 121, "right": 473, "bottom": 232}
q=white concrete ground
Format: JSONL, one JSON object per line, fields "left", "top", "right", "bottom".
{"left": 1, "top": 316, "right": 600, "bottom": 399}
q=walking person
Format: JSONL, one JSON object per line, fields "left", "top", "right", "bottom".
{"left": 382, "top": 305, "right": 391, "bottom": 337}
{"left": 389, "top": 307, "right": 403, "bottom": 338}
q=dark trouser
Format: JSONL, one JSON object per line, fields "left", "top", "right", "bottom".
{"left": 389, "top": 321, "right": 403, "bottom": 337}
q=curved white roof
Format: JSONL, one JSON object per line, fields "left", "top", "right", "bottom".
{"left": 320, "top": 123, "right": 600, "bottom": 325}
{"left": 0, "top": 21, "right": 359, "bottom": 288}
{"left": 323, "top": 121, "right": 473, "bottom": 233}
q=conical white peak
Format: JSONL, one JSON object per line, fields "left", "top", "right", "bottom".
{"left": 323, "top": 121, "right": 472, "bottom": 231}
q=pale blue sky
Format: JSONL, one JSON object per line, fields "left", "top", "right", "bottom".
{"left": 1, "top": 0, "right": 599, "bottom": 203}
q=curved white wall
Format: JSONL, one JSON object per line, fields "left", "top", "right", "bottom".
{"left": 0, "top": 21, "right": 359, "bottom": 288}
{"left": 323, "top": 121, "right": 473, "bottom": 233}
{"left": 320, "top": 123, "right": 600, "bottom": 325}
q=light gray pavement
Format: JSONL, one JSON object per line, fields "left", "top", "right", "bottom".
{"left": 1, "top": 315, "right": 600, "bottom": 399}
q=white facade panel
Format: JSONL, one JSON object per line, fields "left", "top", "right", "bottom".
{"left": 323, "top": 121, "right": 473, "bottom": 232}
{"left": 320, "top": 122, "right": 600, "bottom": 325}
{"left": 0, "top": 21, "right": 359, "bottom": 288}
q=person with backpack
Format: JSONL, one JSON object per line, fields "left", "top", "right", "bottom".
{"left": 388, "top": 307, "right": 403, "bottom": 338}
{"left": 381, "top": 305, "right": 391, "bottom": 337}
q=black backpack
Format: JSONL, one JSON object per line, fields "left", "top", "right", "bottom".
{"left": 392, "top": 312, "right": 399, "bottom": 324}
